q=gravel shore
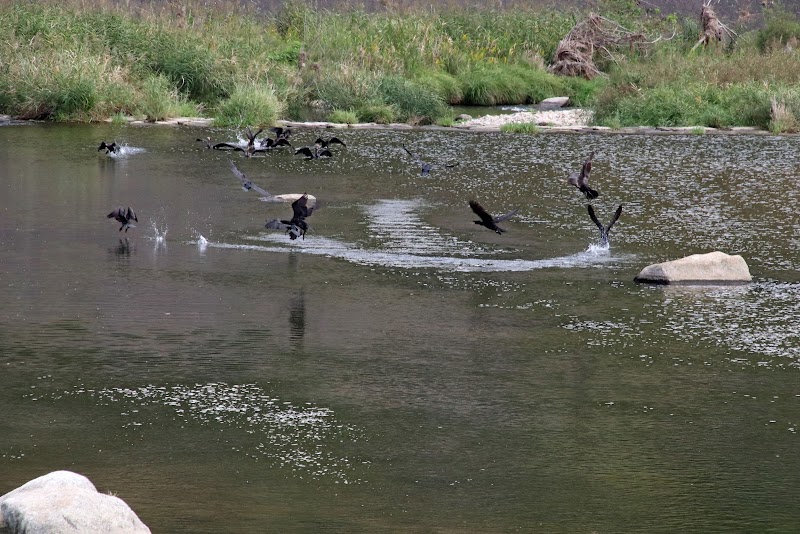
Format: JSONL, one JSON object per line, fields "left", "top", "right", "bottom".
{"left": 457, "top": 108, "right": 594, "bottom": 128}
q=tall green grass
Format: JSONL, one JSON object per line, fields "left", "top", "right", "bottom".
{"left": 1, "top": 0, "right": 799, "bottom": 129}
{"left": 214, "top": 82, "right": 284, "bottom": 127}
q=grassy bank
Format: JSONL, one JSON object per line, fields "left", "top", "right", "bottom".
{"left": 1, "top": 1, "right": 799, "bottom": 130}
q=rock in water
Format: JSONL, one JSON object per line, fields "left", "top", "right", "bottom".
{"left": 539, "top": 96, "right": 570, "bottom": 109}
{"left": 634, "top": 251, "right": 752, "bottom": 284}
{"left": 0, "top": 471, "right": 150, "bottom": 533}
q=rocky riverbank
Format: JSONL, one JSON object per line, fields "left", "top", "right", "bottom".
{"left": 2, "top": 111, "right": 775, "bottom": 136}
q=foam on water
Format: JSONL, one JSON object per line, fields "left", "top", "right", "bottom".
{"left": 564, "top": 281, "right": 800, "bottom": 367}
{"left": 53, "top": 382, "right": 366, "bottom": 483}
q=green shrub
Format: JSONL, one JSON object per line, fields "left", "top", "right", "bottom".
{"left": 214, "top": 81, "right": 284, "bottom": 127}
{"left": 377, "top": 76, "right": 447, "bottom": 124}
{"left": 413, "top": 70, "right": 463, "bottom": 104}
{"left": 458, "top": 65, "right": 565, "bottom": 106}
{"left": 501, "top": 122, "right": 540, "bottom": 133}
{"left": 356, "top": 102, "right": 398, "bottom": 124}
{"left": 756, "top": 8, "right": 800, "bottom": 52}
{"left": 328, "top": 108, "right": 358, "bottom": 124}
{"left": 137, "top": 73, "right": 183, "bottom": 121}
{"left": 312, "top": 64, "right": 379, "bottom": 112}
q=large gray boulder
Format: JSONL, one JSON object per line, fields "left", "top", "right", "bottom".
{"left": 634, "top": 251, "right": 752, "bottom": 284}
{"left": 0, "top": 471, "right": 150, "bottom": 534}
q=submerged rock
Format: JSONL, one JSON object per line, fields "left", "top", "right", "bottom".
{"left": 0, "top": 471, "right": 150, "bottom": 533}
{"left": 634, "top": 251, "right": 752, "bottom": 284}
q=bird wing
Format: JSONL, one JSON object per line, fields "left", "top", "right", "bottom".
{"left": 295, "top": 147, "right": 313, "bottom": 158}
{"left": 319, "top": 149, "right": 333, "bottom": 158}
{"left": 265, "top": 219, "right": 291, "bottom": 230}
{"left": 230, "top": 161, "right": 271, "bottom": 196}
{"left": 275, "top": 138, "right": 292, "bottom": 147}
{"left": 579, "top": 151, "right": 594, "bottom": 185}
{"left": 402, "top": 145, "right": 422, "bottom": 163}
{"left": 605, "top": 205, "right": 623, "bottom": 233}
{"left": 250, "top": 183, "right": 272, "bottom": 197}
{"left": 567, "top": 171, "right": 580, "bottom": 188}
{"left": 107, "top": 207, "right": 123, "bottom": 219}
{"left": 469, "top": 200, "right": 495, "bottom": 225}
{"left": 291, "top": 194, "right": 309, "bottom": 219}
{"left": 492, "top": 209, "right": 518, "bottom": 223}
{"left": 213, "top": 142, "right": 239, "bottom": 150}
{"left": 126, "top": 207, "right": 137, "bottom": 222}
{"left": 229, "top": 160, "right": 248, "bottom": 185}
{"left": 587, "top": 204, "right": 605, "bottom": 233}
{"left": 444, "top": 162, "right": 459, "bottom": 168}
{"left": 328, "top": 137, "right": 346, "bottom": 147}
{"left": 314, "top": 137, "right": 326, "bottom": 147}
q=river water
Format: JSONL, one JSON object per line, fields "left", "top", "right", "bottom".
{"left": 1, "top": 123, "right": 798, "bottom": 532}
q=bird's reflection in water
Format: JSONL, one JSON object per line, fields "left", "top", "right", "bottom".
{"left": 110, "top": 237, "right": 134, "bottom": 257}
{"left": 289, "top": 288, "right": 306, "bottom": 349}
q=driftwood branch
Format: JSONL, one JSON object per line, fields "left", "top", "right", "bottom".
{"left": 549, "top": 14, "right": 659, "bottom": 79}
{"left": 691, "top": 0, "right": 738, "bottom": 51}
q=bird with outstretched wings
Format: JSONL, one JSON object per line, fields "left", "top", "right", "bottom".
{"left": 567, "top": 151, "right": 599, "bottom": 200}
{"left": 469, "top": 200, "right": 518, "bottom": 234}
{"left": 229, "top": 161, "right": 272, "bottom": 198}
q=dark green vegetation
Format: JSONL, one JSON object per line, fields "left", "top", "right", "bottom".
{"left": 1, "top": 1, "right": 799, "bottom": 130}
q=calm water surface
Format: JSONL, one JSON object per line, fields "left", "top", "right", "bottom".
{"left": 1, "top": 123, "right": 799, "bottom": 533}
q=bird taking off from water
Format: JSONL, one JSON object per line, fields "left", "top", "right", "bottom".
{"left": 229, "top": 161, "right": 272, "bottom": 198}
{"left": 98, "top": 141, "right": 119, "bottom": 154}
{"left": 469, "top": 200, "right": 518, "bottom": 234}
{"left": 314, "top": 136, "right": 346, "bottom": 148}
{"left": 265, "top": 193, "right": 320, "bottom": 240}
{"left": 294, "top": 145, "right": 333, "bottom": 159}
{"left": 587, "top": 204, "right": 622, "bottom": 245}
{"left": 107, "top": 206, "right": 138, "bottom": 232}
{"left": 567, "top": 151, "right": 599, "bottom": 200}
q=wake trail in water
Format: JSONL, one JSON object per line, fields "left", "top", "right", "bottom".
{"left": 205, "top": 233, "right": 630, "bottom": 273}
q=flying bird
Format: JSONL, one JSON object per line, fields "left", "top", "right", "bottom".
{"left": 314, "top": 136, "right": 346, "bottom": 148}
{"left": 402, "top": 145, "right": 458, "bottom": 176}
{"left": 229, "top": 161, "right": 272, "bottom": 197}
{"left": 587, "top": 204, "right": 623, "bottom": 245}
{"left": 567, "top": 151, "right": 599, "bottom": 200}
{"left": 469, "top": 200, "right": 518, "bottom": 234}
{"left": 98, "top": 141, "right": 119, "bottom": 154}
{"left": 259, "top": 136, "right": 293, "bottom": 149}
{"left": 107, "top": 206, "right": 138, "bottom": 232}
{"left": 294, "top": 145, "right": 333, "bottom": 159}
{"left": 212, "top": 127, "right": 264, "bottom": 154}
{"left": 265, "top": 193, "right": 320, "bottom": 240}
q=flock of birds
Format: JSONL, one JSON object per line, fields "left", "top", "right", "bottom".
{"left": 99, "top": 127, "right": 623, "bottom": 246}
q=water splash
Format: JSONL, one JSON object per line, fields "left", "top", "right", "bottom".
{"left": 585, "top": 242, "right": 610, "bottom": 255}
{"left": 196, "top": 234, "right": 209, "bottom": 254}
{"left": 108, "top": 145, "right": 145, "bottom": 158}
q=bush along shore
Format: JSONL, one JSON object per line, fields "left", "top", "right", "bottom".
{"left": 2, "top": 1, "right": 800, "bottom": 132}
